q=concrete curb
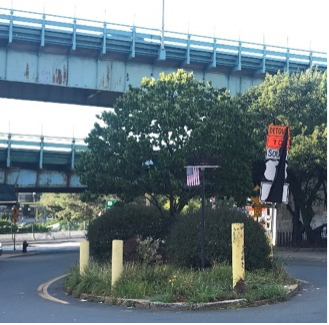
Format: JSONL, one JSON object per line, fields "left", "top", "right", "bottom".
{"left": 274, "top": 253, "right": 327, "bottom": 263}
{"left": 77, "top": 293, "right": 247, "bottom": 310}
{"left": 75, "top": 283, "right": 299, "bottom": 311}
{"left": 273, "top": 247, "right": 327, "bottom": 263}
{"left": 1, "top": 251, "right": 40, "bottom": 258}
{"left": 286, "top": 283, "right": 299, "bottom": 299}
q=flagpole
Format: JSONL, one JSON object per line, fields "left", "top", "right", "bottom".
{"left": 200, "top": 167, "right": 205, "bottom": 270}
{"left": 185, "top": 159, "right": 219, "bottom": 270}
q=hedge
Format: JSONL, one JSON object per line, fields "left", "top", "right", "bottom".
{"left": 165, "top": 207, "right": 272, "bottom": 270}
{"left": 87, "top": 204, "right": 170, "bottom": 261}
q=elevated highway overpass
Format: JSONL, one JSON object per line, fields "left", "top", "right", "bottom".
{"left": 0, "top": 8, "right": 326, "bottom": 107}
{"left": 0, "top": 133, "right": 87, "bottom": 193}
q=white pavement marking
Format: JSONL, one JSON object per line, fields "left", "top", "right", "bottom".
{"left": 297, "top": 279, "right": 309, "bottom": 284}
{"left": 38, "top": 274, "right": 69, "bottom": 305}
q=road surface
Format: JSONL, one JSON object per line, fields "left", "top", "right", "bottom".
{"left": 0, "top": 246, "right": 326, "bottom": 322}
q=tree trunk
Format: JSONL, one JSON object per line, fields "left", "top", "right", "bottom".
{"left": 287, "top": 172, "right": 305, "bottom": 247}
{"left": 169, "top": 195, "right": 177, "bottom": 223}
{"left": 301, "top": 205, "right": 316, "bottom": 245}
{"left": 304, "top": 224, "right": 316, "bottom": 245}
{"left": 292, "top": 202, "right": 303, "bottom": 247}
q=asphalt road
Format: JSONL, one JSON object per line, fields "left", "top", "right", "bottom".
{"left": 0, "top": 250, "right": 327, "bottom": 323}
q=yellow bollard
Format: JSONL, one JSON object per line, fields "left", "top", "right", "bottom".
{"left": 112, "top": 240, "right": 123, "bottom": 287}
{"left": 80, "top": 240, "right": 89, "bottom": 275}
{"left": 231, "top": 223, "right": 245, "bottom": 293}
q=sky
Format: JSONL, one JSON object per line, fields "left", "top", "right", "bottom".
{"left": 0, "top": 0, "right": 327, "bottom": 139}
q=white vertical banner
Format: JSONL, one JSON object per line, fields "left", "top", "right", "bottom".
{"left": 272, "top": 206, "right": 277, "bottom": 246}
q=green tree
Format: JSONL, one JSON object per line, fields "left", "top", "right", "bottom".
{"left": 244, "top": 69, "right": 327, "bottom": 243}
{"left": 39, "top": 193, "right": 103, "bottom": 222}
{"left": 77, "top": 70, "right": 254, "bottom": 219}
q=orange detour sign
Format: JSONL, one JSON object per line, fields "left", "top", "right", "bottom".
{"left": 266, "top": 125, "right": 290, "bottom": 150}
{"left": 267, "top": 125, "right": 290, "bottom": 137}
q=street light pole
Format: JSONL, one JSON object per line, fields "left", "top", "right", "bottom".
{"left": 161, "top": 0, "right": 165, "bottom": 50}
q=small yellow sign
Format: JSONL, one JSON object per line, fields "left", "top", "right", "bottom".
{"left": 254, "top": 206, "right": 262, "bottom": 217}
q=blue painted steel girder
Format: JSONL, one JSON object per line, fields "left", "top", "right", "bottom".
{"left": 0, "top": 167, "right": 86, "bottom": 192}
{"left": 0, "top": 133, "right": 87, "bottom": 192}
{"left": 0, "top": 8, "right": 326, "bottom": 107}
{"left": 0, "top": 8, "right": 326, "bottom": 74}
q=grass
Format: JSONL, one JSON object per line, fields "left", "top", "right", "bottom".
{"left": 64, "top": 260, "right": 296, "bottom": 305}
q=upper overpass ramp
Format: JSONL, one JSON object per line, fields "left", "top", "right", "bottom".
{"left": 0, "top": 8, "right": 326, "bottom": 107}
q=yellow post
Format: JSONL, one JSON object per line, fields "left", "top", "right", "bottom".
{"left": 112, "top": 240, "right": 123, "bottom": 287}
{"left": 80, "top": 240, "right": 89, "bottom": 275}
{"left": 231, "top": 223, "right": 245, "bottom": 292}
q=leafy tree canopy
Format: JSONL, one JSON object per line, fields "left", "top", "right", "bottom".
{"left": 39, "top": 193, "right": 104, "bottom": 222}
{"left": 243, "top": 69, "right": 327, "bottom": 241}
{"left": 78, "top": 70, "right": 254, "bottom": 218}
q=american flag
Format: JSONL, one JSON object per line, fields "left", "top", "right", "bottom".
{"left": 186, "top": 167, "right": 200, "bottom": 187}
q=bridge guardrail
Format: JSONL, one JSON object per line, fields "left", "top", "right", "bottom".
{"left": 0, "top": 132, "right": 87, "bottom": 170}
{"left": 0, "top": 7, "right": 326, "bottom": 72}
{"left": 0, "top": 132, "right": 87, "bottom": 151}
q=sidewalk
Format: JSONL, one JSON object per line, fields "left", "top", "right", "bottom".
{"left": 0, "top": 230, "right": 86, "bottom": 244}
{"left": 274, "top": 247, "right": 327, "bottom": 262}
{"left": 1, "top": 241, "right": 80, "bottom": 259}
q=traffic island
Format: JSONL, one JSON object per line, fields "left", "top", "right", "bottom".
{"left": 64, "top": 261, "right": 300, "bottom": 311}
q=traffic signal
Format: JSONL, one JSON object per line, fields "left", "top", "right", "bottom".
{"left": 11, "top": 206, "right": 19, "bottom": 223}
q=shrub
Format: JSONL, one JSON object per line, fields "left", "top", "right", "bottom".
{"left": 87, "top": 204, "right": 170, "bottom": 261}
{"left": 0, "top": 220, "right": 12, "bottom": 234}
{"left": 136, "top": 236, "right": 164, "bottom": 265}
{"left": 18, "top": 223, "right": 49, "bottom": 233}
{"left": 165, "top": 207, "right": 272, "bottom": 270}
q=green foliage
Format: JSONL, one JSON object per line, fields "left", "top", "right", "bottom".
{"left": 17, "top": 223, "right": 49, "bottom": 233}
{"left": 166, "top": 207, "right": 272, "bottom": 270}
{"left": 39, "top": 193, "right": 104, "bottom": 222}
{"left": 65, "top": 261, "right": 294, "bottom": 304}
{"left": 0, "top": 220, "right": 12, "bottom": 234}
{"left": 86, "top": 204, "right": 170, "bottom": 261}
{"left": 135, "top": 236, "right": 164, "bottom": 265}
{"left": 217, "top": 196, "right": 236, "bottom": 207}
{"left": 64, "top": 263, "right": 112, "bottom": 297}
{"left": 0, "top": 213, "right": 10, "bottom": 221}
{"left": 243, "top": 69, "right": 327, "bottom": 242}
{"left": 78, "top": 69, "right": 254, "bottom": 218}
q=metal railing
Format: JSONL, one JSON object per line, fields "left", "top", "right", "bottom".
{"left": 0, "top": 132, "right": 87, "bottom": 170}
{"left": 0, "top": 7, "right": 326, "bottom": 72}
